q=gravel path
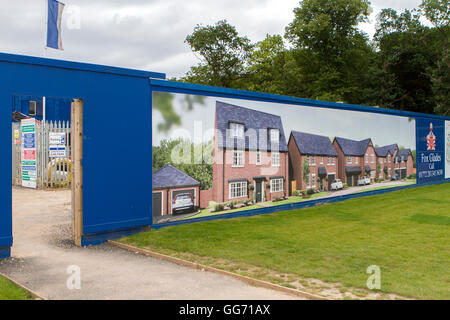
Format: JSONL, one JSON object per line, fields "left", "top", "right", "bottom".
{"left": 0, "top": 187, "right": 300, "bottom": 300}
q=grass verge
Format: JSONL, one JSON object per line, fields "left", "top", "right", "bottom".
{"left": 0, "top": 275, "right": 33, "bottom": 300}
{"left": 121, "top": 183, "right": 450, "bottom": 299}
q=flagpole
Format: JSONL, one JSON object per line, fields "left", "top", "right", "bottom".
{"left": 43, "top": 0, "right": 47, "bottom": 125}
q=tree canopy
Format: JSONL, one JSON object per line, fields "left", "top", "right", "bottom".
{"left": 180, "top": 0, "right": 450, "bottom": 116}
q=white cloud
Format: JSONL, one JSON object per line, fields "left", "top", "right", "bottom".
{"left": 0, "top": 0, "right": 424, "bottom": 78}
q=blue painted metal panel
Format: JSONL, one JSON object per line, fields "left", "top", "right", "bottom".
{"left": 0, "top": 52, "right": 166, "bottom": 80}
{"left": 0, "top": 246, "right": 11, "bottom": 259}
{"left": 12, "top": 95, "right": 71, "bottom": 122}
{"left": 0, "top": 53, "right": 163, "bottom": 257}
{"left": 81, "top": 226, "right": 150, "bottom": 247}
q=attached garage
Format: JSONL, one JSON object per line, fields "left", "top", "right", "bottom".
{"left": 152, "top": 192, "right": 163, "bottom": 217}
{"left": 152, "top": 164, "right": 200, "bottom": 221}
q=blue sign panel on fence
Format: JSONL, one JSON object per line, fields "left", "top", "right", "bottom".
{"left": 416, "top": 118, "right": 445, "bottom": 183}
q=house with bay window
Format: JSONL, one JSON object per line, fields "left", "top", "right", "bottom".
{"left": 332, "top": 137, "right": 377, "bottom": 186}
{"left": 288, "top": 131, "right": 338, "bottom": 192}
{"left": 212, "top": 101, "right": 289, "bottom": 203}
{"left": 374, "top": 144, "right": 398, "bottom": 179}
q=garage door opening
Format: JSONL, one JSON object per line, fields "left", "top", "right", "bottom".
{"left": 11, "top": 96, "right": 83, "bottom": 256}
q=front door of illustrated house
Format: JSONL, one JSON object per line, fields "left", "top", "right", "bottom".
{"left": 255, "top": 181, "right": 263, "bottom": 202}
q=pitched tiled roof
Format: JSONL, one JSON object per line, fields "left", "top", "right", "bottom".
{"left": 334, "top": 137, "right": 371, "bottom": 156}
{"left": 395, "top": 149, "right": 411, "bottom": 162}
{"left": 375, "top": 144, "right": 398, "bottom": 157}
{"left": 290, "top": 131, "right": 338, "bottom": 156}
{"left": 152, "top": 164, "right": 200, "bottom": 189}
{"left": 215, "top": 101, "right": 288, "bottom": 152}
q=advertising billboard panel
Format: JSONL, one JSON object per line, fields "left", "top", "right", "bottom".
{"left": 152, "top": 92, "right": 417, "bottom": 224}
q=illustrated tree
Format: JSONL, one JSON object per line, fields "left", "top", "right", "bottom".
{"left": 152, "top": 138, "right": 213, "bottom": 190}
{"left": 182, "top": 20, "right": 253, "bottom": 88}
{"left": 376, "top": 160, "right": 382, "bottom": 180}
{"left": 302, "top": 159, "right": 311, "bottom": 190}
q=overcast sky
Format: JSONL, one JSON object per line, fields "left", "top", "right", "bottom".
{"left": 1, "top": 0, "right": 423, "bottom": 78}
{"left": 153, "top": 93, "right": 416, "bottom": 150}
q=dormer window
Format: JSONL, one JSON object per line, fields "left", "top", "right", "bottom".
{"left": 230, "top": 122, "right": 244, "bottom": 138}
{"left": 269, "top": 129, "right": 279, "bottom": 143}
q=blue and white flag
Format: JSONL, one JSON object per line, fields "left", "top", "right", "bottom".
{"left": 47, "top": 0, "right": 65, "bottom": 50}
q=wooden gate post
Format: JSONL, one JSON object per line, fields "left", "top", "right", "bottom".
{"left": 71, "top": 99, "right": 83, "bottom": 246}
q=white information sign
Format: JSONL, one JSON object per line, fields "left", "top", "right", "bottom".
{"left": 49, "top": 132, "right": 66, "bottom": 157}
{"left": 21, "top": 118, "right": 37, "bottom": 189}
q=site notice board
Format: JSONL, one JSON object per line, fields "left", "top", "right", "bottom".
{"left": 21, "top": 118, "right": 37, "bottom": 189}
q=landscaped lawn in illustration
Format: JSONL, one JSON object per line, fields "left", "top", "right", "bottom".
{"left": 122, "top": 183, "right": 450, "bottom": 299}
{"left": 0, "top": 276, "right": 33, "bottom": 300}
{"left": 185, "top": 192, "right": 331, "bottom": 220}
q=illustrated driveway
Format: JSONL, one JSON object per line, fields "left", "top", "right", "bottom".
{"left": 0, "top": 187, "right": 299, "bottom": 300}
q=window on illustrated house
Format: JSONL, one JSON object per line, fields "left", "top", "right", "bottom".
{"left": 388, "top": 155, "right": 391, "bottom": 163}
{"left": 312, "top": 174, "right": 316, "bottom": 188}
{"left": 271, "top": 152, "right": 280, "bottom": 166}
{"left": 355, "top": 157, "right": 359, "bottom": 164}
{"left": 332, "top": 157, "right": 335, "bottom": 165}
{"left": 269, "top": 129, "right": 279, "bottom": 143}
{"left": 256, "top": 151, "right": 262, "bottom": 166}
{"left": 365, "top": 154, "right": 369, "bottom": 163}
{"left": 232, "top": 150, "right": 244, "bottom": 167}
{"left": 307, "top": 174, "right": 311, "bottom": 188}
{"left": 320, "top": 156, "right": 323, "bottom": 164}
{"left": 229, "top": 181, "right": 247, "bottom": 199}
{"left": 311, "top": 156, "right": 316, "bottom": 166}
{"left": 371, "top": 154, "right": 375, "bottom": 163}
{"left": 230, "top": 122, "right": 244, "bottom": 138}
{"left": 347, "top": 156, "right": 352, "bottom": 164}
{"left": 306, "top": 156, "right": 310, "bottom": 165}
{"left": 270, "top": 178, "right": 283, "bottom": 193}
{"left": 327, "top": 157, "right": 331, "bottom": 165}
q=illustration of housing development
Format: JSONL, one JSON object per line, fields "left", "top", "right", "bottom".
{"left": 288, "top": 131, "right": 338, "bottom": 191}
{"left": 152, "top": 101, "right": 415, "bottom": 221}
{"left": 212, "top": 101, "right": 289, "bottom": 203}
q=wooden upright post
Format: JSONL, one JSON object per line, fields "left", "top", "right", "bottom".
{"left": 71, "top": 99, "right": 83, "bottom": 247}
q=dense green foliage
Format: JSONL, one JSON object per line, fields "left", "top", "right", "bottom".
{"left": 123, "top": 183, "right": 450, "bottom": 299}
{"left": 152, "top": 138, "right": 213, "bottom": 190}
{"left": 181, "top": 0, "right": 449, "bottom": 116}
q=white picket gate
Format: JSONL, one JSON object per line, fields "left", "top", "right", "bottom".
{"left": 12, "top": 120, "right": 71, "bottom": 189}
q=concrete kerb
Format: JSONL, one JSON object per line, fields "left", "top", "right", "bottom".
{"left": 109, "top": 240, "right": 329, "bottom": 300}
{"left": 0, "top": 271, "right": 46, "bottom": 300}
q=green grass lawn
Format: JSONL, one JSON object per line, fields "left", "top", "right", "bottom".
{"left": 0, "top": 276, "right": 33, "bottom": 300}
{"left": 123, "top": 183, "right": 450, "bottom": 299}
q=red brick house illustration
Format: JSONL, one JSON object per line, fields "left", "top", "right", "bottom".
{"left": 393, "top": 149, "right": 414, "bottom": 179}
{"left": 152, "top": 164, "right": 200, "bottom": 220}
{"left": 212, "top": 101, "right": 289, "bottom": 203}
{"left": 374, "top": 144, "right": 398, "bottom": 179}
{"left": 288, "top": 131, "right": 338, "bottom": 192}
{"left": 332, "top": 137, "right": 377, "bottom": 186}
